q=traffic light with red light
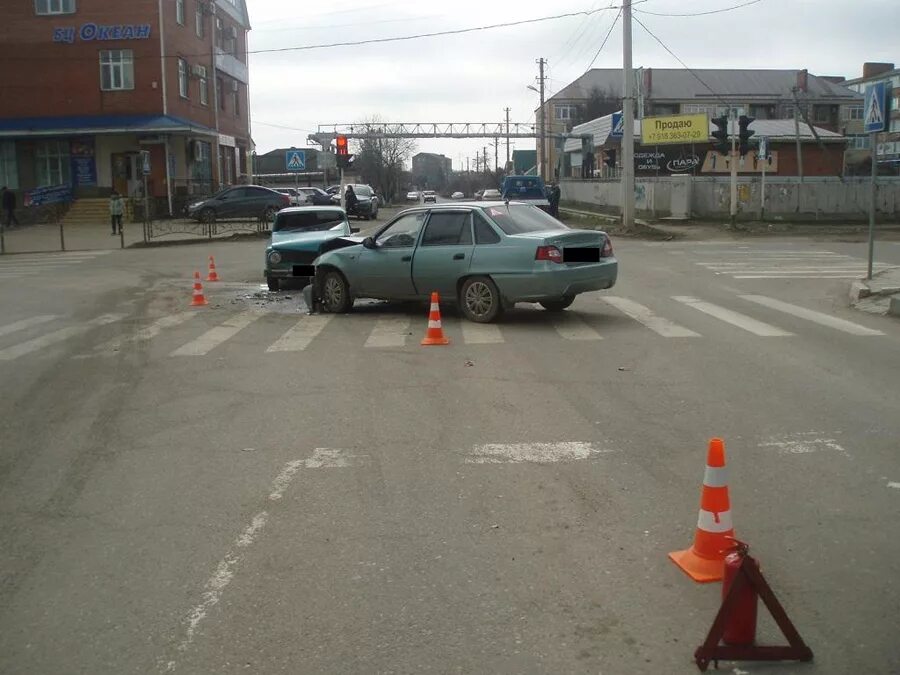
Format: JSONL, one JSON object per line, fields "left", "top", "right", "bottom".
{"left": 335, "top": 135, "right": 353, "bottom": 169}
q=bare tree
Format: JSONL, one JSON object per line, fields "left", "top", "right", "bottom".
{"left": 351, "top": 117, "right": 417, "bottom": 204}
{"left": 577, "top": 86, "right": 622, "bottom": 125}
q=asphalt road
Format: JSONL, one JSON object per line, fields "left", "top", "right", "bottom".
{"left": 1, "top": 228, "right": 898, "bottom": 674}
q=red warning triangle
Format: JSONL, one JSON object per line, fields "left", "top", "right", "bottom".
{"left": 694, "top": 553, "right": 813, "bottom": 672}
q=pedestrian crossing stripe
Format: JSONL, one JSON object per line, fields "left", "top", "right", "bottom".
{"left": 0, "top": 294, "right": 888, "bottom": 362}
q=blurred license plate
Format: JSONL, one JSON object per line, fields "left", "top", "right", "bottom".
{"left": 563, "top": 247, "right": 600, "bottom": 263}
{"left": 292, "top": 265, "right": 315, "bottom": 277}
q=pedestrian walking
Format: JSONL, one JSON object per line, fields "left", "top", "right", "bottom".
{"left": 345, "top": 184, "right": 358, "bottom": 217}
{"left": 2, "top": 186, "right": 19, "bottom": 228}
{"left": 109, "top": 190, "right": 124, "bottom": 235}
{"left": 549, "top": 183, "right": 561, "bottom": 219}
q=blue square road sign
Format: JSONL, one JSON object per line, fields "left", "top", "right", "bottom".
{"left": 285, "top": 150, "right": 306, "bottom": 172}
{"left": 864, "top": 81, "right": 888, "bottom": 134}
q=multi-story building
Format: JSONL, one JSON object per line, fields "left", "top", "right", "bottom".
{"left": 0, "top": 0, "right": 252, "bottom": 216}
{"left": 411, "top": 152, "right": 452, "bottom": 190}
{"left": 537, "top": 68, "right": 861, "bottom": 180}
{"left": 841, "top": 62, "right": 900, "bottom": 174}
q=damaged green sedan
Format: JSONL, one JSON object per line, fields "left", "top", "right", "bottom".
{"left": 306, "top": 202, "right": 618, "bottom": 323}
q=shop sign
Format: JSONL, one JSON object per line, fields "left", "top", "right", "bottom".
{"left": 52, "top": 23, "right": 152, "bottom": 44}
{"left": 641, "top": 113, "right": 710, "bottom": 146}
{"left": 701, "top": 150, "right": 779, "bottom": 174}
{"left": 24, "top": 185, "right": 73, "bottom": 207}
{"left": 634, "top": 148, "right": 701, "bottom": 174}
{"left": 70, "top": 137, "right": 97, "bottom": 187}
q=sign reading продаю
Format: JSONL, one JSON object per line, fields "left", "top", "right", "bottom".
{"left": 641, "top": 113, "right": 710, "bottom": 146}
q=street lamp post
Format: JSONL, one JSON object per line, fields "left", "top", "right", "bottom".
{"left": 527, "top": 83, "right": 545, "bottom": 180}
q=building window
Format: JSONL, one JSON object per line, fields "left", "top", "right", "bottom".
{"left": 36, "top": 140, "right": 70, "bottom": 187}
{"left": 178, "top": 58, "right": 189, "bottom": 98}
{"left": 849, "top": 135, "right": 869, "bottom": 150}
{"left": 681, "top": 104, "right": 713, "bottom": 115}
{"left": 232, "top": 83, "right": 240, "bottom": 116}
{"left": 198, "top": 66, "right": 208, "bottom": 106}
{"left": 176, "top": 0, "right": 184, "bottom": 24}
{"left": 195, "top": 3, "right": 204, "bottom": 37}
{"left": 844, "top": 106, "right": 864, "bottom": 121}
{"left": 813, "top": 105, "right": 833, "bottom": 123}
{"left": 217, "top": 76, "right": 225, "bottom": 110}
{"left": 100, "top": 50, "right": 134, "bottom": 91}
{"left": 35, "top": 0, "right": 75, "bottom": 15}
{"left": 554, "top": 105, "right": 577, "bottom": 121}
{"left": 215, "top": 17, "right": 223, "bottom": 49}
{"left": 0, "top": 142, "right": 18, "bottom": 190}
{"left": 890, "top": 118, "right": 900, "bottom": 133}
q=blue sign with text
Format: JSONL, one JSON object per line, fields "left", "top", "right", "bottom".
{"left": 24, "top": 185, "right": 73, "bottom": 208}
{"left": 610, "top": 112, "right": 624, "bottom": 138}
{"left": 53, "top": 23, "right": 152, "bottom": 44}
{"left": 70, "top": 137, "right": 97, "bottom": 187}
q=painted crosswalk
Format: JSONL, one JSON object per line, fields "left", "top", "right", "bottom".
{"left": 0, "top": 250, "right": 113, "bottom": 278}
{"left": 0, "top": 292, "right": 889, "bottom": 363}
{"left": 692, "top": 248, "right": 895, "bottom": 279}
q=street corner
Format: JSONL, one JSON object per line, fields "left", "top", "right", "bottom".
{"left": 849, "top": 267, "right": 900, "bottom": 316}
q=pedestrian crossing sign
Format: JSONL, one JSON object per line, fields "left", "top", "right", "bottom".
{"left": 864, "top": 81, "right": 888, "bottom": 133}
{"left": 285, "top": 150, "right": 306, "bottom": 172}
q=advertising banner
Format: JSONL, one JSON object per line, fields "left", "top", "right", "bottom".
{"left": 70, "top": 136, "right": 97, "bottom": 187}
{"left": 641, "top": 113, "right": 710, "bottom": 146}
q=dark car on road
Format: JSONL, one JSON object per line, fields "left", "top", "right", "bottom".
{"left": 298, "top": 186, "right": 334, "bottom": 206}
{"left": 341, "top": 184, "right": 379, "bottom": 220}
{"left": 186, "top": 185, "right": 290, "bottom": 224}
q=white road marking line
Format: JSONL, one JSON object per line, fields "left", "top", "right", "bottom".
{"left": 888, "top": 482, "right": 900, "bottom": 489}
{"left": 714, "top": 269, "right": 879, "bottom": 275}
{"left": 170, "top": 311, "right": 260, "bottom": 356}
{"left": 0, "top": 251, "right": 110, "bottom": 261}
{"left": 739, "top": 295, "right": 884, "bottom": 335}
{"left": 0, "top": 313, "right": 125, "bottom": 361}
{"left": 758, "top": 432, "right": 849, "bottom": 457}
{"left": 732, "top": 274, "right": 864, "bottom": 279}
{"left": 466, "top": 441, "right": 615, "bottom": 464}
{"left": 166, "top": 450, "right": 359, "bottom": 670}
{"left": 461, "top": 321, "right": 504, "bottom": 344}
{"left": 552, "top": 314, "right": 603, "bottom": 340}
{"left": 671, "top": 296, "right": 792, "bottom": 337}
{"left": 0, "top": 315, "right": 58, "bottom": 338}
{"left": 602, "top": 296, "right": 700, "bottom": 337}
{"left": 266, "top": 315, "right": 333, "bottom": 352}
{"left": 84, "top": 312, "right": 199, "bottom": 356}
{"left": 0, "top": 260, "right": 89, "bottom": 266}
{"left": 364, "top": 317, "right": 410, "bottom": 348}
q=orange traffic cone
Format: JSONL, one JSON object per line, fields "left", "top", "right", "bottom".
{"left": 190, "top": 271, "right": 209, "bottom": 307}
{"left": 421, "top": 291, "right": 449, "bottom": 345}
{"left": 669, "top": 438, "right": 735, "bottom": 583}
{"left": 206, "top": 255, "right": 220, "bottom": 282}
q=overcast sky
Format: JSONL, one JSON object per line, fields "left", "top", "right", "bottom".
{"left": 247, "top": 0, "right": 899, "bottom": 168}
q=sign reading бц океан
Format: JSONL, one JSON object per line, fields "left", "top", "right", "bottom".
{"left": 641, "top": 113, "right": 709, "bottom": 146}
{"left": 52, "top": 23, "right": 152, "bottom": 44}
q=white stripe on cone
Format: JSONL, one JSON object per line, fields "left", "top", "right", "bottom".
{"left": 428, "top": 320, "right": 441, "bottom": 329}
{"left": 696, "top": 509, "right": 733, "bottom": 533}
{"left": 703, "top": 466, "right": 728, "bottom": 488}
{"left": 430, "top": 303, "right": 439, "bottom": 312}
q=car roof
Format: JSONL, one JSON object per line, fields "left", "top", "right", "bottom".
{"left": 277, "top": 206, "right": 346, "bottom": 214}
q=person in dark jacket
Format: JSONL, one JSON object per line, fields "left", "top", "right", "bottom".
{"left": 549, "top": 183, "right": 561, "bottom": 218}
{"left": 1, "top": 186, "right": 18, "bottom": 227}
{"left": 345, "top": 185, "right": 358, "bottom": 216}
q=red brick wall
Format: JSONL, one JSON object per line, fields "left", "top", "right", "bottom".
{"left": 769, "top": 142, "right": 846, "bottom": 177}
{"left": 0, "top": 0, "right": 163, "bottom": 118}
{"left": 162, "top": 0, "right": 215, "bottom": 129}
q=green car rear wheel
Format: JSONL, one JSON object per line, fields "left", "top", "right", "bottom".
{"left": 459, "top": 276, "right": 503, "bottom": 323}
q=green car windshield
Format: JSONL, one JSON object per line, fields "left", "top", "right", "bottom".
{"left": 274, "top": 211, "right": 346, "bottom": 233}
{"left": 482, "top": 204, "right": 568, "bottom": 235}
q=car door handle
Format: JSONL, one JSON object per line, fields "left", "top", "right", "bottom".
{"left": 402, "top": 255, "right": 412, "bottom": 262}
{"left": 453, "top": 253, "right": 465, "bottom": 260}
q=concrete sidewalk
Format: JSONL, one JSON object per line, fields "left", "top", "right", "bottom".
{"left": 849, "top": 267, "right": 900, "bottom": 317}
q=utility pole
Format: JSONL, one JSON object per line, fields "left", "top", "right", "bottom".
{"left": 621, "top": 1, "right": 635, "bottom": 227}
{"left": 537, "top": 57, "right": 546, "bottom": 181}
{"left": 792, "top": 87, "right": 804, "bottom": 181}
{"left": 483, "top": 146, "right": 488, "bottom": 174}
{"left": 730, "top": 109, "right": 738, "bottom": 227}
{"left": 504, "top": 107, "right": 511, "bottom": 171}
{"left": 494, "top": 137, "right": 499, "bottom": 173}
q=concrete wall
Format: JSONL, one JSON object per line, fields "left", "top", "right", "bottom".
{"left": 561, "top": 176, "right": 900, "bottom": 221}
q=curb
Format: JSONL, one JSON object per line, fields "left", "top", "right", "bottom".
{"left": 889, "top": 295, "right": 900, "bottom": 317}
{"left": 848, "top": 280, "right": 871, "bottom": 304}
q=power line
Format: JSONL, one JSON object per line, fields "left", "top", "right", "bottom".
{"left": 254, "top": 121, "right": 316, "bottom": 133}
{"left": 632, "top": 14, "right": 732, "bottom": 109}
{"left": 634, "top": 0, "right": 764, "bottom": 17}
{"left": 4, "top": 5, "right": 632, "bottom": 63}
{"left": 586, "top": 7, "right": 622, "bottom": 71}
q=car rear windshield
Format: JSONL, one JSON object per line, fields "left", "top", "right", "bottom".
{"left": 274, "top": 211, "right": 346, "bottom": 232}
{"left": 481, "top": 204, "right": 568, "bottom": 235}
{"left": 352, "top": 186, "right": 371, "bottom": 196}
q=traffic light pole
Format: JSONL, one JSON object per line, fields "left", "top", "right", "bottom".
{"left": 621, "top": 0, "right": 635, "bottom": 228}
{"left": 730, "top": 109, "right": 738, "bottom": 228}
{"left": 868, "top": 131, "right": 877, "bottom": 280}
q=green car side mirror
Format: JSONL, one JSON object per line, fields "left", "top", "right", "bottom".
{"left": 362, "top": 236, "right": 376, "bottom": 249}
